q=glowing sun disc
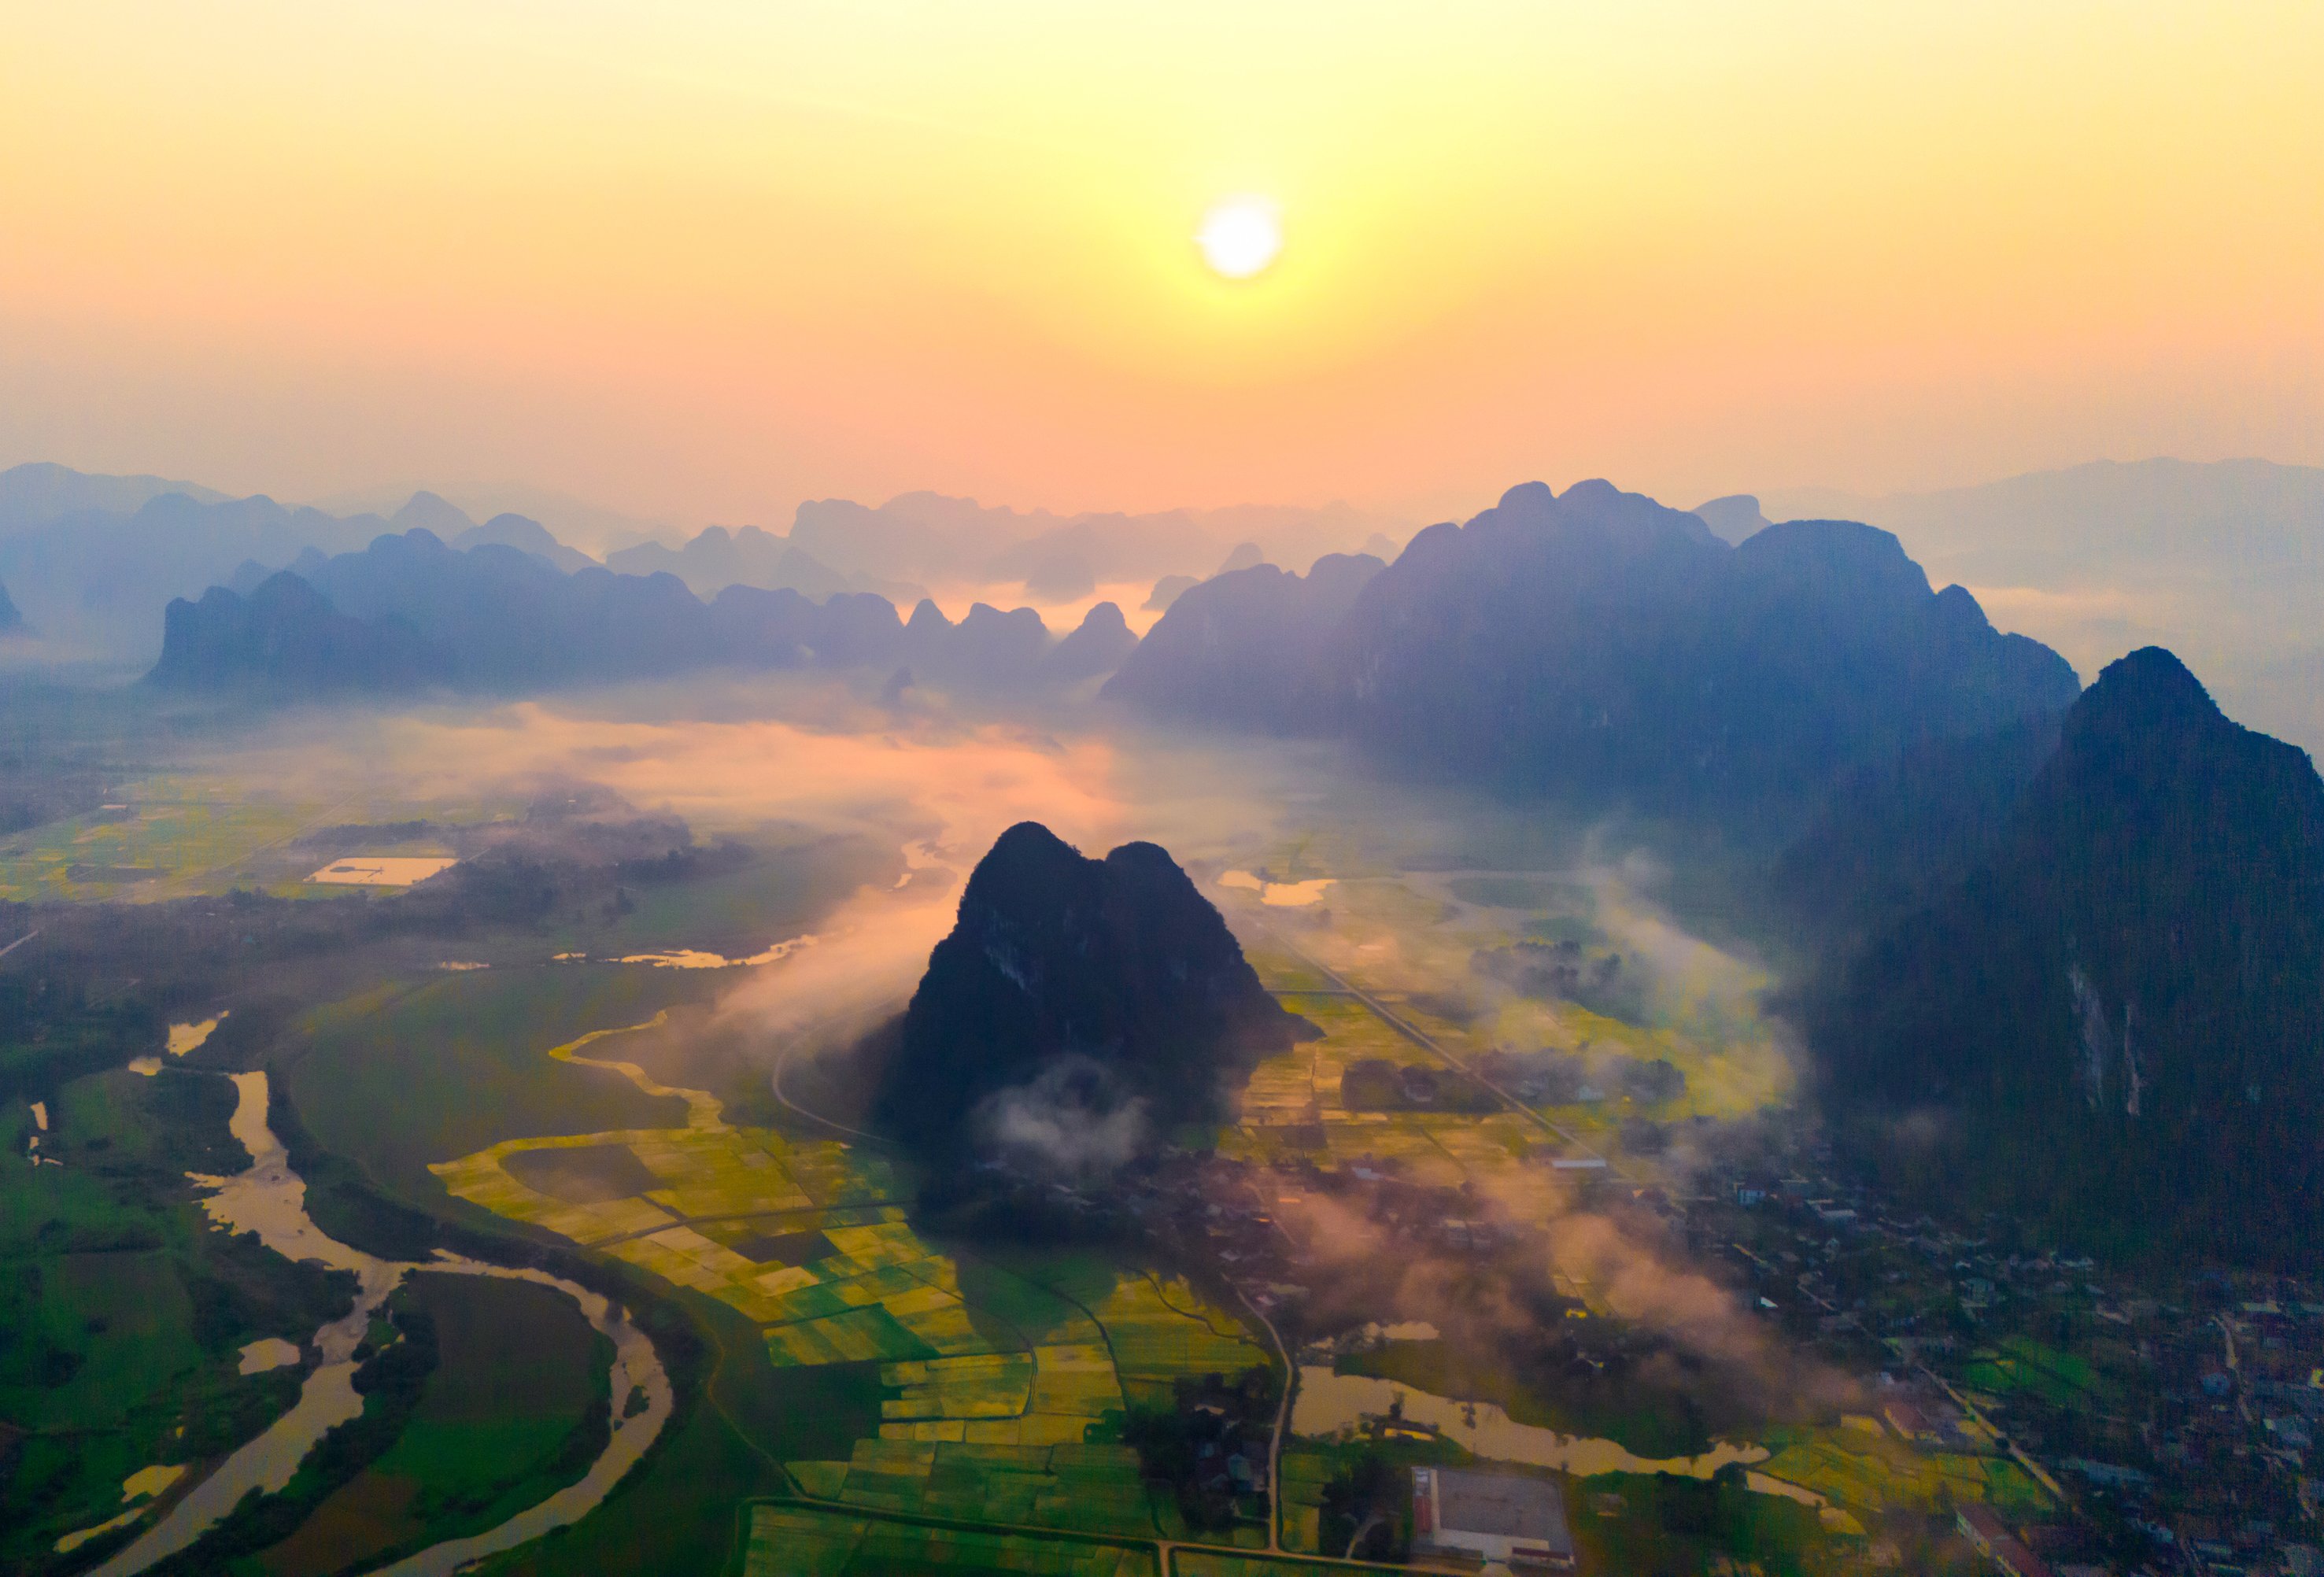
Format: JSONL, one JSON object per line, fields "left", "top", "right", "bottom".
{"left": 1196, "top": 198, "right": 1281, "bottom": 279}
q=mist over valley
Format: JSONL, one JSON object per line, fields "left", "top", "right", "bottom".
{"left": 19, "top": 4, "right": 2324, "bottom": 1564}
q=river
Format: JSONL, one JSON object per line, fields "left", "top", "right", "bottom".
{"left": 89, "top": 1071, "right": 673, "bottom": 1577}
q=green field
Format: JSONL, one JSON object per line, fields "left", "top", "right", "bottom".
{"left": 412, "top": 1015, "right": 1287, "bottom": 1565}
{"left": 1567, "top": 1467, "right": 1835, "bottom": 1577}
{"left": 251, "top": 1272, "right": 614, "bottom": 1577}
{"left": 547, "top": 834, "right": 896, "bottom": 959}
{"left": 1753, "top": 1425, "right": 2049, "bottom": 1520}
{"left": 1961, "top": 1335, "right": 2123, "bottom": 1412}
{"left": 741, "top": 1503, "right": 1161, "bottom": 1577}
{"left": 1171, "top": 1557, "right": 1355, "bottom": 1577}
{"left": 282, "top": 967, "right": 714, "bottom": 1201}
{"left": 0, "top": 777, "right": 331, "bottom": 903}
{"left": 0, "top": 1067, "right": 349, "bottom": 1571}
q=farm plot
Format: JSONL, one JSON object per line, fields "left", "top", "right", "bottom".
{"left": 424, "top": 989, "right": 1296, "bottom": 1565}
{"left": 1753, "top": 1427, "right": 2048, "bottom": 1519}
{"left": 0, "top": 782, "right": 330, "bottom": 902}
{"left": 743, "top": 1503, "right": 1160, "bottom": 1577}
{"left": 288, "top": 970, "right": 708, "bottom": 1198}
{"left": 1173, "top": 1554, "right": 1352, "bottom": 1577}
{"left": 1276, "top": 1452, "right": 1333, "bottom": 1554}
{"left": 787, "top": 1438, "right": 1158, "bottom": 1537}
{"left": 1963, "top": 1335, "right": 2123, "bottom": 1413}
{"left": 1085, "top": 1273, "right": 1271, "bottom": 1408}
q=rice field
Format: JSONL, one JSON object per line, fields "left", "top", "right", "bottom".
{"left": 1753, "top": 1427, "right": 2049, "bottom": 1518}
{"left": 0, "top": 779, "right": 330, "bottom": 901}
{"left": 434, "top": 1021, "right": 1276, "bottom": 1539}
{"left": 1172, "top": 1555, "right": 1354, "bottom": 1577}
{"left": 741, "top": 1504, "right": 1160, "bottom": 1577}
{"left": 0, "top": 769, "right": 515, "bottom": 903}
{"left": 785, "top": 1438, "right": 1156, "bottom": 1536}
{"left": 1961, "top": 1336, "right": 2121, "bottom": 1411}
{"left": 1275, "top": 1453, "right": 1332, "bottom": 1554}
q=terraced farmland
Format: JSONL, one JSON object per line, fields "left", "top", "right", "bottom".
{"left": 433, "top": 1018, "right": 1274, "bottom": 1548}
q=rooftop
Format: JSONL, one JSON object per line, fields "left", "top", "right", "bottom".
{"left": 1418, "top": 1466, "right": 1576, "bottom": 1562}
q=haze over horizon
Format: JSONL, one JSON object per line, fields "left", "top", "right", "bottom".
{"left": 8, "top": 3, "right": 2322, "bottom": 526}
{"left": 12, "top": 9, "right": 2324, "bottom": 1571}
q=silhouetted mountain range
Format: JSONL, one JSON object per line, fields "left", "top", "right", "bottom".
{"left": 1773, "top": 712, "right": 2064, "bottom": 949}
{"left": 608, "top": 493, "right": 1402, "bottom": 604}
{"left": 1799, "top": 648, "right": 2324, "bottom": 1266}
{"left": 1103, "top": 553, "right": 1386, "bottom": 729}
{"left": 151, "top": 572, "right": 446, "bottom": 692}
{"left": 781, "top": 493, "right": 1399, "bottom": 600}
{"left": 0, "top": 465, "right": 597, "bottom": 659}
{"left": 605, "top": 524, "right": 918, "bottom": 603}
{"left": 147, "top": 530, "right": 1140, "bottom": 695}
{"left": 1043, "top": 600, "right": 1139, "bottom": 682}
{"left": 0, "top": 463, "right": 1407, "bottom": 664}
{"left": 1766, "top": 456, "right": 2324, "bottom": 754}
{"left": 869, "top": 822, "right": 1311, "bottom": 1173}
{"left": 1109, "top": 480, "right": 2078, "bottom": 832}
{"left": 0, "top": 461, "right": 228, "bottom": 523}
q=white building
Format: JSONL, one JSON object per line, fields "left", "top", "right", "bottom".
{"left": 1412, "top": 1465, "right": 1576, "bottom": 1571}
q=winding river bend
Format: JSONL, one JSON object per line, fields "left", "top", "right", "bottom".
{"left": 91, "top": 1072, "right": 673, "bottom": 1577}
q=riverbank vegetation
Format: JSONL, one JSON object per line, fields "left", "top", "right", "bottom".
{"left": 0, "top": 1067, "right": 350, "bottom": 1573}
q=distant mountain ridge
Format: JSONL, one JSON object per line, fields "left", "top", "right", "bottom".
{"left": 0, "top": 463, "right": 1399, "bottom": 663}
{"left": 0, "top": 461, "right": 228, "bottom": 524}
{"left": 1800, "top": 648, "right": 2324, "bottom": 1265}
{"left": 1108, "top": 479, "right": 2078, "bottom": 833}
{"left": 1761, "top": 456, "right": 2324, "bottom": 755}
{"left": 148, "top": 529, "right": 1140, "bottom": 694}
{"left": 615, "top": 493, "right": 1403, "bottom": 603}
{"left": 0, "top": 464, "right": 595, "bottom": 659}
{"left": 604, "top": 523, "right": 919, "bottom": 604}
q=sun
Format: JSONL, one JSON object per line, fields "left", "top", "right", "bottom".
{"left": 1195, "top": 197, "right": 1282, "bottom": 279}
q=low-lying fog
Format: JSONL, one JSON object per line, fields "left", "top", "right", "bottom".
{"left": 165, "top": 672, "right": 1823, "bottom": 1420}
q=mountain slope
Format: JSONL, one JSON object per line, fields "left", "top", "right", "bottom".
{"left": 149, "top": 572, "right": 445, "bottom": 691}
{"left": 1766, "top": 456, "right": 2324, "bottom": 755}
{"left": 871, "top": 822, "right": 1309, "bottom": 1171}
{"left": 1110, "top": 480, "right": 2078, "bottom": 833}
{"left": 1101, "top": 552, "right": 1385, "bottom": 729}
{"left": 1803, "top": 648, "right": 2324, "bottom": 1265}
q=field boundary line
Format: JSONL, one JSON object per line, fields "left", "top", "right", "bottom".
{"left": 736, "top": 1492, "right": 1419, "bottom": 1574}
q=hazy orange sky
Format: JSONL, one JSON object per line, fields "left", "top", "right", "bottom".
{"left": 6, "top": 2, "right": 2320, "bottom": 526}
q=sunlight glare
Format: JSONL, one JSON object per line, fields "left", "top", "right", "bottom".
{"left": 1195, "top": 197, "right": 1282, "bottom": 279}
